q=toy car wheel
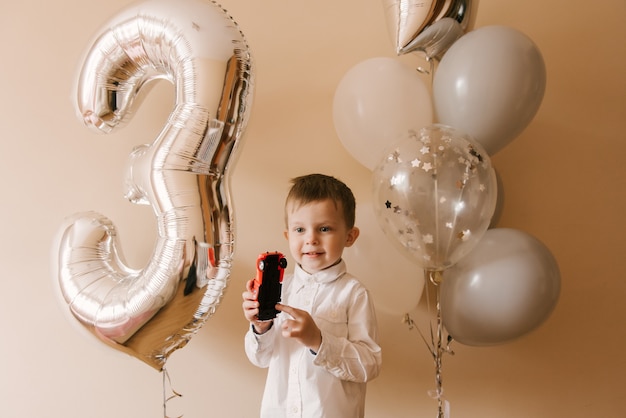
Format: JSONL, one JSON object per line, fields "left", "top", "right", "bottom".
{"left": 279, "top": 257, "right": 287, "bottom": 269}
{"left": 258, "top": 259, "right": 265, "bottom": 271}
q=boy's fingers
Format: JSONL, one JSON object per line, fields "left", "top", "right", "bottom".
{"left": 276, "top": 304, "right": 300, "bottom": 318}
{"left": 276, "top": 303, "right": 289, "bottom": 313}
{"left": 242, "top": 299, "right": 257, "bottom": 309}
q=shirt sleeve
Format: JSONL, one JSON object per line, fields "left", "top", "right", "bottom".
{"left": 312, "top": 286, "right": 382, "bottom": 383}
{"left": 244, "top": 322, "right": 277, "bottom": 368}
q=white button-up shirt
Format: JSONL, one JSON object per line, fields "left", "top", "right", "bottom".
{"left": 245, "top": 260, "right": 382, "bottom": 418}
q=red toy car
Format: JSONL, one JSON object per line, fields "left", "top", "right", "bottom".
{"left": 252, "top": 251, "right": 288, "bottom": 321}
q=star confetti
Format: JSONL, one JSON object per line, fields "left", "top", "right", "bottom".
{"left": 388, "top": 150, "right": 401, "bottom": 163}
{"left": 423, "top": 233, "right": 434, "bottom": 244}
{"left": 468, "top": 146, "right": 483, "bottom": 162}
{"left": 411, "top": 158, "right": 421, "bottom": 167}
{"left": 457, "top": 229, "right": 471, "bottom": 241}
{"left": 422, "top": 162, "right": 433, "bottom": 172}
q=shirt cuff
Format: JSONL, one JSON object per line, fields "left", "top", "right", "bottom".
{"left": 251, "top": 320, "right": 273, "bottom": 335}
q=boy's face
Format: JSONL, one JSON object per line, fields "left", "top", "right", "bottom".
{"left": 284, "top": 199, "right": 359, "bottom": 274}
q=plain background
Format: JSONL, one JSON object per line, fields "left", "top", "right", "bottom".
{"left": 1, "top": 0, "right": 625, "bottom": 417}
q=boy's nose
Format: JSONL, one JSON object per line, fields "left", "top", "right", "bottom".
{"left": 305, "top": 232, "right": 319, "bottom": 245}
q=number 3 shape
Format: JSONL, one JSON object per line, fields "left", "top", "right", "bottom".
{"left": 55, "top": 0, "right": 254, "bottom": 370}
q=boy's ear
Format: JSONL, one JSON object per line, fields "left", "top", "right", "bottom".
{"left": 283, "top": 230, "right": 289, "bottom": 240}
{"left": 345, "top": 227, "right": 360, "bottom": 247}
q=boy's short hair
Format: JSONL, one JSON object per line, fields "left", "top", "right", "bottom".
{"left": 285, "top": 173, "right": 356, "bottom": 229}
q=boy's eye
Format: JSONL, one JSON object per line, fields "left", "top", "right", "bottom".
{"left": 295, "top": 227, "right": 304, "bottom": 233}
{"left": 319, "top": 226, "right": 330, "bottom": 232}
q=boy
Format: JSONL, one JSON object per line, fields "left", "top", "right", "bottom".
{"left": 242, "top": 173, "right": 382, "bottom": 418}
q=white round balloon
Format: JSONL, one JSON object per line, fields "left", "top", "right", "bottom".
{"left": 333, "top": 57, "right": 433, "bottom": 170}
{"left": 441, "top": 228, "right": 560, "bottom": 346}
{"left": 433, "top": 26, "right": 546, "bottom": 155}
{"left": 343, "top": 202, "right": 424, "bottom": 315}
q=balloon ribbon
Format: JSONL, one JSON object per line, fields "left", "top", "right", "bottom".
{"left": 403, "top": 270, "right": 454, "bottom": 418}
{"left": 162, "top": 366, "right": 183, "bottom": 418}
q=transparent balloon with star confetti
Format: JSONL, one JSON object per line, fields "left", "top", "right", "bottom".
{"left": 372, "top": 124, "right": 498, "bottom": 272}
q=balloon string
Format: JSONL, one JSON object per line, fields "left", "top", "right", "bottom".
{"left": 416, "top": 55, "right": 437, "bottom": 107}
{"left": 416, "top": 56, "right": 436, "bottom": 88}
{"left": 403, "top": 313, "right": 435, "bottom": 358}
{"left": 163, "top": 366, "right": 183, "bottom": 418}
{"left": 404, "top": 271, "right": 454, "bottom": 418}
{"left": 441, "top": 162, "right": 472, "bottom": 265}
{"left": 432, "top": 155, "right": 442, "bottom": 267}
{"left": 432, "top": 272, "right": 445, "bottom": 418}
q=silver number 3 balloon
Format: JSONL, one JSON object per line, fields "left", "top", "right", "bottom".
{"left": 55, "top": 0, "right": 254, "bottom": 370}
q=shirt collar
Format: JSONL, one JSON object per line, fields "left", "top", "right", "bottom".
{"left": 294, "top": 259, "right": 347, "bottom": 284}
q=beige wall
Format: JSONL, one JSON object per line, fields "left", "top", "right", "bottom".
{"left": 1, "top": 0, "right": 625, "bottom": 417}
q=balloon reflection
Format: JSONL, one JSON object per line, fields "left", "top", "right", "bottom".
{"left": 55, "top": 0, "right": 254, "bottom": 370}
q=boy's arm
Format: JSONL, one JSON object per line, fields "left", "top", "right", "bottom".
{"left": 312, "top": 289, "right": 382, "bottom": 383}
{"left": 244, "top": 319, "right": 277, "bottom": 368}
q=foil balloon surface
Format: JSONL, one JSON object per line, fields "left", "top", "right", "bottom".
{"left": 382, "top": 0, "right": 477, "bottom": 59}
{"left": 55, "top": 0, "right": 254, "bottom": 370}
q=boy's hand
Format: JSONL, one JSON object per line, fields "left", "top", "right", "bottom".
{"left": 242, "top": 279, "right": 273, "bottom": 334}
{"left": 276, "top": 304, "right": 322, "bottom": 353}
